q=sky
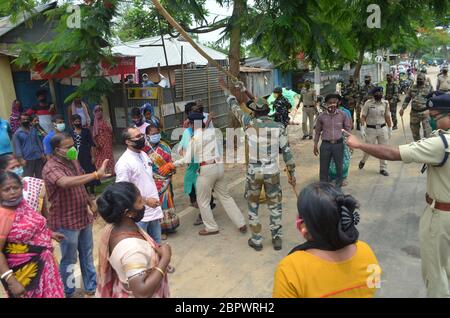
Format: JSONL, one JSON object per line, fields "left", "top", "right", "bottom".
{"left": 197, "top": 0, "right": 233, "bottom": 44}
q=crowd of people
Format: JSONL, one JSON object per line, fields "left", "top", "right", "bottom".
{"left": 0, "top": 65, "right": 449, "bottom": 298}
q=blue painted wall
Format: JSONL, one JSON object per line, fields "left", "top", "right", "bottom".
{"left": 12, "top": 71, "right": 92, "bottom": 123}
{"left": 273, "top": 69, "right": 293, "bottom": 90}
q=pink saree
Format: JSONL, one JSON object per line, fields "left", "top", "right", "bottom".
{"left": 0, "top": 201, "right": 64, "bottom": 298}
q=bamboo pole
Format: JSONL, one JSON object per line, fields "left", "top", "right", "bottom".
{"left": 151, "top": 0, "right": 239, "bottom": 84}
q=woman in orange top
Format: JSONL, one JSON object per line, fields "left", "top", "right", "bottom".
{"left": 273, "top": 182, "right": 381, "bottom": 298}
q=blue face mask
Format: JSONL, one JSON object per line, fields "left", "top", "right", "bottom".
{"left": 11, "top": 167, "right": 24, "bottom": 178}
{"left": 149, "top": 133, "right": 161, "bottom": 144}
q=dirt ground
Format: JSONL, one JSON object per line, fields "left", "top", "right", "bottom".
{"left": 1, "top": 66, "right": 442, "bottom": 298}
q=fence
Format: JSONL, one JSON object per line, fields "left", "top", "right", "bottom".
{"left": 107, "top": 66, "right": 231, "bottom": 144}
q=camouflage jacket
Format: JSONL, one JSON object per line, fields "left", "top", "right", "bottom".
{"left": 385, "top": 82, "right": 399, "bottom": 102}
{"left": 402, "top": 84, "right": 433, "bottom": 112}
{"left": 358, "top": 84, "right": 375, "bottom": 105}
{"left": 227, "top": 98, "right": 296, "bottom": 175}
{"left": 343, "top": 82, "right": 360, "bottom": 100}
{"left": 271, "top": 96, "right": 292, "bottom": 128}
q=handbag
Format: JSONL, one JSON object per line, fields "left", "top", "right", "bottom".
{"left": 160, "top": 208, "right": 180, "bottom": 232}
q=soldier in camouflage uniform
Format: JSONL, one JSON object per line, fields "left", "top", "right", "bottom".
{"left": 342, "top": 75, "right": 360, "bottom": 127}
{"left": 226, "top": 92, "right": 296, "bottom": 252}
{"left": 385, "top": 73, "right": 400, "bottom": 130}
{"left": 400, "top": 73, "right": 433, "bottom": 141}
{"left": 357, "top": 75, "right": 375, "bottom": 130}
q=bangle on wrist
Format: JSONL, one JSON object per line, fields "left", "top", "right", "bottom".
{"left": 153, "top": 266, "right": 165, "bottom": 277}
{"left": 1, "top": 269, "right": 13, "bottom": 280}
{"left": 94, "top": 171, "right": 99, "bottom": 180}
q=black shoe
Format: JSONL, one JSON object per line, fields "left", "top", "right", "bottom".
{"left": 302, "top": 135, "right": 308, "bottom": 140}
{"left": 392, "top": 125, "right": 398, "bottom": 130}
{"left": 272, "top": 237, "right": 282, "bottom": 251}
{"left": 248, "top": 238, "right": 263, "bottom": 251}
{"left": 380, "top": 170, "right": 389, "bottom": 176}
{"left": 358, "top": 161, "right": 365, "bottom": 170}
{"left": 308, "top": 135, "right": 313, "bottom": 140}
{"left": 210, "top": 202, "right": 216, "bottom": 210}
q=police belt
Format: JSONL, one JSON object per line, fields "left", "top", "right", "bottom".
{"left": 322, "top": 138, "right": 343, "bottom": 144}
{"left": 367, "top": 123, "right": 386, "bottom": 129}
{"left": 426, "top": 193, "right": 450, "bottom": 212}
{"left": 411, "top": 108, "right": 427, "bottom": 113}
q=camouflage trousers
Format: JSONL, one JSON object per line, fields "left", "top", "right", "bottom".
{"left": 410, "top": 110, "right": 431, "bottom": 141}
{"left": 388, "top": 99, "right": 398, "bottom": 128}
{"left": 245, "top": 172, "right": 282, "bottom": 245}
{"left": 356, "top": 104, "right": 362, "bottom": 128}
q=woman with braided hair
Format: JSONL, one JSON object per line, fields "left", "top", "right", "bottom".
{"left": 273, "top": 182, "right": 380, "bottom": 298}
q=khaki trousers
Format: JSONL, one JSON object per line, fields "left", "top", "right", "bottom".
{"left": 302, "top": 106, "right": 316, "bottom": 136}
{"left": 196, "top": 163, "right": 246, "bottom": 232}
{"left": 419, "top": 206, "right": 450, "bottom": 298}
{"left": 361, "top": 126, "right": 388, "bottom": 170}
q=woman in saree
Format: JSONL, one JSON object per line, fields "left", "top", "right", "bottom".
{"left": 0, "top": 172, "right": 64, "bottom": 298}
{"left": 0, "top": 154, "right": 47, "bottom": 216}
{"left": 144, "top": 124, "right": 179, "bottom": 240}
{"left": 96, "top": 182, "right": 171, "bottom": 298}
{"left": 92, "top": 105, "right": 115, "bottom": 176}
{"left": 9, "top": 100, "right": 23, "bottom": 134}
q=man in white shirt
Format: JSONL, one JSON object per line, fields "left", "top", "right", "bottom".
{"left": 160, "top": 112, "right": 247, "bottom": 236}
{"left": 115, "top": 127, "right": 163, "bottom": 242}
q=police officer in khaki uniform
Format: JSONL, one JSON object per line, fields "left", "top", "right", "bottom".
{"left": 358, "top": 87, "right": 392, "bottom": 176}
{"left": 345, "top": 92, "right": 450, "bottom": 298}
{"left": 300, "top": 80, "right": 317, "bottom": 140}
{"left": 437, "top": 66, "right": 450, "bottom": 92}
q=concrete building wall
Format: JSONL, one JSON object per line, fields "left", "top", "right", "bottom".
{"left": 0, "top": 55, "right": 17, "bottom": 119}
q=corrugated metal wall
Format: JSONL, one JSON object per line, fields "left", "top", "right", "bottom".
{"left": 171, "top": 66, "right": 229, "bottom": 130}
{"left": 241, "top": 71, "right": 274, "bottom": 97}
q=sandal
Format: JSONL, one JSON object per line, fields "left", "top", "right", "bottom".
{"left": 193, "top": 215, "right": 203, "bottom": 226}
{"left": 198, "top": 229, "right": 219, "bottom": 236}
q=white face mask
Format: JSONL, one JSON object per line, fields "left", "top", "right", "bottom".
{"left": 55, "top": 123, "right": 66, "bottom": 132}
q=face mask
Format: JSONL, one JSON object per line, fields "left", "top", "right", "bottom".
{"left": 2, "top": 195, "right": 23, "bottom": 207}
{"left": 149, "top": 133, "right": 161, "bottom": 144}
{"left": 129, "top": 207, "right": 146, "bottom": 223}
{"left": 131, "top": 137, "right": 146, "bottom": 150}
{"left": 327, "top": 106, "right": 336, "bottom": 113}
{"left": 429, "top": 117, "right": 438, "bottom": 131}
{"left": 21, "top": 121, "right": 30, "bottom": 127}
{"left": 11, "top": 167, "right": 24, "bottom": 178}
{"left": 65, "top": 146, "right": 78, "bottom": 161}
{"left": 56, "top": 123, "right": 66, "bottom": 132}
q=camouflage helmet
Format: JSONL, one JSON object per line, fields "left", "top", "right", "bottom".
{"left": 246, "top": 97, "right": 269, "bottom": 112}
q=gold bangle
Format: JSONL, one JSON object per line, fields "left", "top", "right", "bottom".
{"left": 4, "top": 272, "right": 14, "bottom": 283}
{"left": 153, "top": 266, "right": 165, "bottom": 277}
{"left": 94, "top": 171, "right": 99, "bottom": 180}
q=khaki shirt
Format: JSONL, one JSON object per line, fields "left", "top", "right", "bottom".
{"left": 361, "top": 99, "right": 390, "bottom": 126}
{"left": 301, "top": 88, "right": 316, "bottom": 106}
{"left": 437, "top": 75, "right": 450, "bottom": 91}
{"left": 399, "top": 130, "right": 450, "bottom": 203}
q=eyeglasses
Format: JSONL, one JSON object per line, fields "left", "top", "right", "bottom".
{"left": 95, "top": 108, "right": 103, "bottom": 113}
